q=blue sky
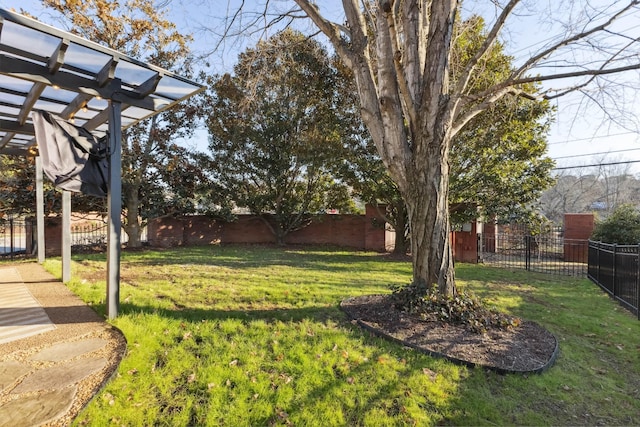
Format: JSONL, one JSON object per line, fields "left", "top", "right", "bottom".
{"left": 5, "top": 0, "right": 640, "bottom": 174}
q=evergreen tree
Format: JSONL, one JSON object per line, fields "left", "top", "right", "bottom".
{"left": 203, "top": 29, "right": 357, "bottom": 244}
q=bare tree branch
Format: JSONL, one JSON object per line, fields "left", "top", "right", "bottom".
{"left": 293, "top": 1, "right": 351, "bottom": 65}
{"left": 512, "top": 0, "right": 639, "bottom": 80}
{"left": 452, "top": 85, "right": 522, "bottom": 136}
{"left": 456, "top": 59, "right": 640, "bottom": 119}
{"left": 543, "top": 34, "right": 640, "bottom": 100}
{"left": 453, "top": 0, "right": 640, "bottom": 128}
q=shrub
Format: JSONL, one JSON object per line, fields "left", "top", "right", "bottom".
{"left": 590, "top": 204, "right": 640, "bottom": 244}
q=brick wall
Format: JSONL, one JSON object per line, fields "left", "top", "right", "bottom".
{"left": 43, "top": 208, "right": 480, "bottom": 260}
{"left": 564, "top": 213, "right": 595, "bottom": 262}
{"left": 482, "top": 220, "right": 497, "bottom": 253}
{"left": 147, "top": 206, "right": 390, "bottom": 252}
{"left": 451, "top": 222, "right": 478, "bottom": 264}
{"left": 43, "top": 217, "right": 63, "bottom": 257}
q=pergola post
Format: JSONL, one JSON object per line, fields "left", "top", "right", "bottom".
{"left": 61, "top": 190, "right": 71, "bottom": 282}
{"left": 35, "top": 156, "right": 45, "bottom": 264}
{"left": 0, "top": 9, "right": 204, "bottom": 321}
{"left": 106, "top": 95, "right": 122, "bottom": 320}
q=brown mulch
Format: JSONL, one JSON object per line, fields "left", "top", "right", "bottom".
{"left": 341, "top": 294, "right": 559, "bottom": 374}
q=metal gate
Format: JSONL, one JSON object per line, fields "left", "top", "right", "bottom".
{"left": 478, "top": 228, "right": 588, "bottom": 277}
{"left": 0, "top": 218, "right": 34, "bottom": 259}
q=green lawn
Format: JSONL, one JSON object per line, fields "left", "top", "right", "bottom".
{"left": 43, "top": 245, "right": 640, "bottom": 426}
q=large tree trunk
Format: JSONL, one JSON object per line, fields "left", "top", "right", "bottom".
{"left": 392, "top": 202, "right": 409, "bottom": 255}
{"left": 258, "top": 214, "right": 287, "bottom": 245}
{"left": 295, "top": 0, "right": 458, "bottom": 296}
{"left": 123, "top": 185, "right": 143, "bottom": 248}
{"left": 403, "top": 132, "right": 456, "bottom": 296}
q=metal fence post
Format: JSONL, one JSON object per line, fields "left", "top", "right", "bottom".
{"left": 637, "top": 243, "right": 640, "bottom": 320}
{"left": 525, "top": 235, "right": 531, "bottom": 271}
{"left": 612, "top": 244, "right": 617, "bottom": 298}
{"left": 596, "top": 241, "right": 600, "bottom": 283}
{"left": 9, "top": 218, "right": 14, "bottom": 260}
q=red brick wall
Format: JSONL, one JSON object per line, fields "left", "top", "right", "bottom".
{"left": 146, "top": 217, "right": 185, "bottom": 247}
{"left": 564, "top": 213, "right": 595, "bottom": 240}
{"left": 44, "top": 213, "right": 385, "bottom": 253}
{"left": 218, "top": 216, "right": 275, "bottom": 244}
{"left": 147, "top": 207, "right": 389, "bottom": 252}
{"left": 364, "top": 205, "right": 389, "bottom": 251}
{"left": 44, "top": 208, "right": 480, "bottom": 259}
{"left": 44, "top": 217, "right": 63, "bottom": 257}
{"left": 287, "top": 216, "right": 366, "bottom": 247}
{"left": 482, "top": 220, "right": 497, "bottom": 253}
{"left": 451, "top": 222, "right": 479, "bottom": 264}
{"left": 564, "top": 213, "right": 595, "bottom": 262}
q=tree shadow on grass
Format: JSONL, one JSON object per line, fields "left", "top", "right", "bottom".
{"left": 117, "top": 301, "right": 344, "bottom": 324}
{"left": 74, "top": 244, "right": 412, "bottom": 275}
{"left": 105, "top": 300, "right": 461, "bottom": 425}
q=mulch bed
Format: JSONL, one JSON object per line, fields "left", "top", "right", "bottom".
{"left": 341, "top": 294, "right": 559, "bottom": 374}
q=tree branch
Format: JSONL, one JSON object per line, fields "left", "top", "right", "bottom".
{"left": 456, "top": 59, "right": 640, "bottom": 118}
{"left": 511, "top": 0, "right": 640, "bottom": 80}
{"left": 382, "top": 0, "right": 419, "bottom": 134}
{"left": 543, "top": 34, "right": 640, "bottom": 100}
{"left": 453, "top": 0, "right": 520, "bottom": 98}
{"left": 452, "top": 86, "right": 522, "bottom": 136}
{"left": 454, "top": 0, "right": 640, "bottom": 126}
{"left": 293, "top": 0, "right": 353, "bottom": 67}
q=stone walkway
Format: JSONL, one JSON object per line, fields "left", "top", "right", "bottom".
{"left": 0, "top": 263, "right": 126, "bottom": 427}
{"left": 0, "top": 267, "right": 56, "bottom": 344}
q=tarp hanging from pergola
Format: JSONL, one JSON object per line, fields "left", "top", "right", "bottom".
{"left": 0, "top": 8, "right": 205, "bottom": 318}
{"left": 32, "top": 110, "right": 109, "bottom": 197}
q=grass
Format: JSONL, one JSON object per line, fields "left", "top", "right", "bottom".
{"left": 40, "top": 245, "right": 640, "bottom": 426}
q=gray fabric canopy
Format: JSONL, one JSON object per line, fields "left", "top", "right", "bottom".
{"left": 32, "top": 110, "right": 108, "bottom": 197}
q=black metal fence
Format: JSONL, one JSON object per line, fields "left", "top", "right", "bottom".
{"left": 0, "top": 218, "right": 147, "bottom": 257}
{"left": 70, "top": 222, "right": 147, "bottom": 250}
{"left": 588, "top": 241, "right": 640, "bottom": 319}
{"left": 0, "top": 218, "right": 33, "bottom": 259}
{"left": 479, "top": 232, "right": 588, "bottom": 277}
{"left": 70, "top": 222, "right": 108, "bottom": 251}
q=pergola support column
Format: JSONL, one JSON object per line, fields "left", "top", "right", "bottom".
{"left": 61, "top": 190, "right": 71, "bottom": 282}
{"left": 35, "top": 156, "right": 45, "bottom": 263}
{"left": 106, "top": 96, "right": 122, "bottom": 320}
{"left": 0, "top": 9, "right": 204, "bottom": 320}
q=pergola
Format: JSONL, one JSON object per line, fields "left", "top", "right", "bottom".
{"left": 0, "top": 8, "right": 205, "bottom": 318}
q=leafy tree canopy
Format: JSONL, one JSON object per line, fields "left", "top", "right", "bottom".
{"left": 212, "top": 0, "right": 640, "bottom": 296}
{"left": 203, "top": 29, "right": 358, "bottom": 244}
{"left": 0, "top": 155, "right": 104, "bottom": 218}
{"left": 449, "top": 20, "right": 555, "bottom": 224}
